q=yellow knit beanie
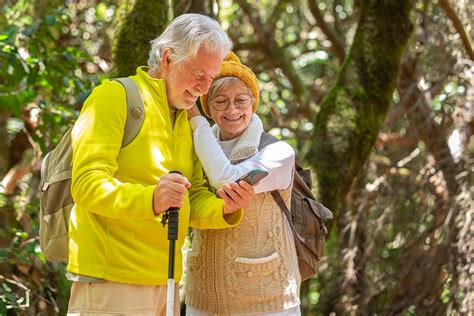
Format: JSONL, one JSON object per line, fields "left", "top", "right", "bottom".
{"left": 201, "top": 52, "right": 259, "bottom": 117}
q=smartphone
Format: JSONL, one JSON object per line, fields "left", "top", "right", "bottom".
{"left": 235, "top": 168, "right": 269, "bottom": 186}
{"left": 216, "top": 168, "right": 269, "bottom": 198}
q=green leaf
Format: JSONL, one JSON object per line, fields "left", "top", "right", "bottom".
{"left": 2, "top": 44, "right": 13, "bottom": 53}
{"left": 0, "top": 300, "right": 6, "bottom": 315}
{"left": 25, "top": 242, "right": 38, "bottom": 255}
{"left": 21, "top": 21, "right": 41, "bottom": 37}
{"left": 15, "top": 231, "right": 28, "bottom": 239}
{"left": 7, "top": 26, "right": 19, "bottom": 39}
{"left": 45, "top": 15, "right": 57, "bottom": 25}
{"left": 0, "top": 247, "right": 9, "bottom": 261}
{"left": 5, "top": 293, "right": 16, "bottom": 303}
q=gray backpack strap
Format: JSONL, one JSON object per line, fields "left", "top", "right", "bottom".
{"left": 261, "top": 132, "right": 304, "bottom": 241}
{"left": 258, "top": 132, "right": 279, "bottom": 151}
{"left": 113, "top": 77, "right": 145, "bottom": 147}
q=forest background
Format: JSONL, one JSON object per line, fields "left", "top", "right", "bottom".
{"left": 0, "top": 0, "right": 472, "bottom": 315}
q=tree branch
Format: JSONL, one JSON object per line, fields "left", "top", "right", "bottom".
{"left": 0, "top": 128, "right": 41, "bottom": 194}
{"left": 268, "top": 0, "right": 293, "bottom": 31}
{"left": 307, "top": 0, "right": 346, "bottom": 63}
{"left": 438, "top": 0, "right": 474, "bottom": 60}
{"left": 398, "top": 55, "right": 461, "bottom": 195}
{"left": 332, "top": 0, "right": 343, "bottom": 37}
{"left": 234, "top": 0, "right": 310, "bottom": 111}
{"left": 232, "top": 41, "right": 265, "bottom": 53}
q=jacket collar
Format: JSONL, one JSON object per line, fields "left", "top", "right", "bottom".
{"left": 211, "top": 114, "right": 264, "bottom": 162}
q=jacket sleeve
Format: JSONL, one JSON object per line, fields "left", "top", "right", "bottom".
{"left": 71, "top": 80, "right": 155, "bottom": 219}
{"left": 190, "top": 116, "right": 295, "bottom": 193}
{"left": 188, "top": 150, "right": 243, "bottom": 229}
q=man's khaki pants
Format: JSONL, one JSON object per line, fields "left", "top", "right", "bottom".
{"left": 67, "top": 281, "right": 180, "bottom": 316}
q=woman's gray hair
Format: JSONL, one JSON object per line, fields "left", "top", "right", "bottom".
{"left": 208, "top": 77, "right": 253, "bottom": 101}
{"left": 148, "top": 14, "right": 232, "bottom": 70}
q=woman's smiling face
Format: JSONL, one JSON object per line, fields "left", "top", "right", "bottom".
{"left": 209, "top": 79, "right": 254, "bottom": 141}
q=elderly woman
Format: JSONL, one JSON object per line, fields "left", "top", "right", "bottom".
{"left": 185, "top": 53, "right": 301, "bottom": 316}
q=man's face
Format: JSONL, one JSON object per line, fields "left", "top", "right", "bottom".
{"left": 161, "top": 46, "right": 223, "bottom": 110}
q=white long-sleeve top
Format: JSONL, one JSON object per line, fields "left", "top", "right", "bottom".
{"left": 189, "top": 115, "right": 295, "bottom": 194}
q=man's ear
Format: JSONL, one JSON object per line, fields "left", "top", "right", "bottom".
{"left": 160, "top": 48, "right": 173, "bottom": 72}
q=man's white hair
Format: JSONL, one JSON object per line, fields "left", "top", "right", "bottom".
{"left": 148, "top": 13, "right": 232, "bottom": 70}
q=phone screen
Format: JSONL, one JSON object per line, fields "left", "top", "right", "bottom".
{"left": 236, "top": 169, "right": 269, "bottom": 186}
{"left": 216, "top": 168, "right": 269, "bottom": 198}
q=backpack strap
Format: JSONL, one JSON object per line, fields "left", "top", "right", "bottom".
{"left": 259, "top": 132, "right": 307, "bottom": 183}
{"left": 258, "top": 132, "right": 279, "bottom": 151}
{"left": 270, "top": 190, "right": 291, "bottom": 221}
{"left": 113, "top": 77, "right": 145, "bottom": 147}
{"left": 271, "top": 189, "right": 306, "bottom": 243}
{"left": 258, "top": 132, "right": 288, "bottom": 212}
{"left": 259, "top": 132, "right": 307, "bottom": 243}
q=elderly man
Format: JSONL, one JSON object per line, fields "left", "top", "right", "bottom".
{"left": 67, "top": 14, "right": 253, "bottom": 315}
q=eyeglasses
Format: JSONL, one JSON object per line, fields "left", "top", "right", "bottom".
{"left": 209, "top": 94, "right": 254, "bottom": 111}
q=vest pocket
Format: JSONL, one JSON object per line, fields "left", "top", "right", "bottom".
{"left": 185, "top": 251, "right": 203, "bottom": 294}
{"left": 234, "top": 252, "right": 281, "bottom": 296}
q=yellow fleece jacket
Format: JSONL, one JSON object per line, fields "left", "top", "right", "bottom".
{"left": 68, "top": 66, "right": 242, "bottom": 285}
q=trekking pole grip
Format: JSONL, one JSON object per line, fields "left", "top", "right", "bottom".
{"left": 167, "top": 171, "right": 181, "bottom": 241}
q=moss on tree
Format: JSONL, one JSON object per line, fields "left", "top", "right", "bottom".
{"left": 309, "top": 0, "right": 415, "bottom": 216}
{"left": 112, "top": 0, "right": 169, "bottom": 77}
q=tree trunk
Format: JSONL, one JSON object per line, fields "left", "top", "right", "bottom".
{"left": 309, "top": 0, "right": 415, "bottom": 313}
{"left": 112, "top": 0, "right": 169, "bottom": 77}
{"left": 309, "top": 0, "right": 414, "bottom": 217}
{"left": 173, "top": 0, "right": 211, "bottom": 17}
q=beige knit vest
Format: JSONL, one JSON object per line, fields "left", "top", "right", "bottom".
{"left": 185, "top": 186, "right": 301, "bottom": 314}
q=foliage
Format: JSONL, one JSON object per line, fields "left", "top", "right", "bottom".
{"left": 0, "top": 0, "right": 117, "bottom": 150}
{"left": 0, "top": 0, "right": 117, "bottom": 314}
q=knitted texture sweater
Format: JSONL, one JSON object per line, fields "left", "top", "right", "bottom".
{"left": 185, "top": 116, "right": 300, "bottom": 314}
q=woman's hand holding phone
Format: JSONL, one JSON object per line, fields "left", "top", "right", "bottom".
{"left": 216, "top": 168, "right": 268, "bottom": 198}
{"left": 218, "top": 181, "right": 255, "bottom": 215}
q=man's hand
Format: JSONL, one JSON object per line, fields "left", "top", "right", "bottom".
{"left": 217, "top": 181, "right": 255, "bottom": 215}
{"left": 186, "top": 104, "right": 201, "bottom": 119}
{"left": 153, "top": 173, "right": 191, "bottom": 215}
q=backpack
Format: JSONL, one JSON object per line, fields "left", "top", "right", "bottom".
{"left": 259, "top": 132, "right": 333, "bottom": 281}
{"left": 38, "top": 77, "right": 145, "bottom": 263}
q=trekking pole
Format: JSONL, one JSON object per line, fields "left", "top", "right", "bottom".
{"left": 162, "top": 170, "right": 182, "bottom": 316}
